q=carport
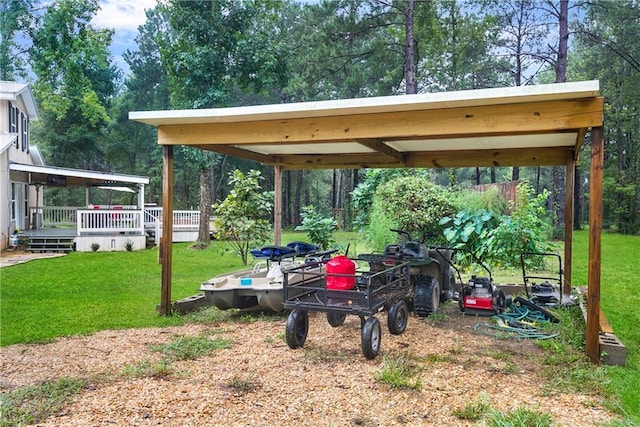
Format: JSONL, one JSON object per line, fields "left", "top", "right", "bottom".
{"left": 130, "top": 80, "right": 605, "bottom": 362}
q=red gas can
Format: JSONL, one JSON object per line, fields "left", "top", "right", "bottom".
{"left": 326, "top": 255, "right": 356, "bottom": 290}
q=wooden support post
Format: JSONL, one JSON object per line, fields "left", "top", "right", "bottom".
{"left": 564, "top": 157, "right": 575, "bottom": 295}
{"left": 160, "top": 145, "right": 174, "bottom": 316}
{"left": 273, "top": 165, "right": 282, "bottom": 246}
{"left": 586, "top": 126, "right": 603, "bottom": 363}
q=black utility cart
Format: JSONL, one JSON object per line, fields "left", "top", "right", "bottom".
{"left": 283, "top": 254, "right": 412, "bottom": 359}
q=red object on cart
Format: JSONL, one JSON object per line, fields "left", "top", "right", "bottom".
{"left": 326, "top": 255, "right": 356, "bottom": 290}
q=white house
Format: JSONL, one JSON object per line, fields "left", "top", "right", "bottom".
{"left": 0, "top": 81, "right": 159, "bottom": 252}
{"left": 0, "top": 81, "right": 41, "bottom": 250}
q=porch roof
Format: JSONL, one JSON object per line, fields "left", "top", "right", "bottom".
{"left": 9, "top": 163, "right": 149, "bottom": 187}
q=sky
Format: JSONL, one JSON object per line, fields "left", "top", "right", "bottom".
{"left": 92, "top": 0, "right": 159, "bottom": 75}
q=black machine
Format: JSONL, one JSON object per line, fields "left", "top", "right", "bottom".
{"left": 520, "top": 252, "right": 564, "bottom": 307}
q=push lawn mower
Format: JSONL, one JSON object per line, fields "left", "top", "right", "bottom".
{"left": 520, "top": 252, "right": 566, "bottom": 307}
{"left": 458, "top": 252, "right": 507, "bottom": 316}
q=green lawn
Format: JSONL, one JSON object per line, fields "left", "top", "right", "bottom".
{"left": 0, "top": 231, "right": 363, "bottom": 346}
{"left": 1, "top": 230, "right": 639, "bottom": 422}
{"left": 571, "top": 230, "right": 640, "bottom": 422}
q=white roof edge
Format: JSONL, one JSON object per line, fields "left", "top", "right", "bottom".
{"left": 1, "top": 133, "right": 18, "bottom": 154}
{"left": 129, "top": 80, "right": 600, "bottom": 126}
{"left": 9, "top": 162, "right": 149, "bottom": 185}
{"left": 0, "top": 81, "right": 39, "bottom": 120}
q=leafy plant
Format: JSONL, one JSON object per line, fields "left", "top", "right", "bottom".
{"left": 297, "top": 205, "right": 337, "bottom": 250}
{"left": 212, "top": 169, "right": 273, "bottom": 265}
{"left": 441, "top": 182, "right": 555, "bottom": 269}
{"left": 90, "top": 242, "right": 100, "bottom": 252}
{"left": 440, "top": 208, "right": 500, "bottom": 265}
{"left": 487, "top": 182, "right": 555, "bottom": 268}
{"left": 123, "top": 240, "right": 134, "bottom": 251}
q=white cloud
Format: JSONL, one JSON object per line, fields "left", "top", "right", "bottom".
{"left": 93, "top": 0, "right": 158, "bottom": 33}
{"left": 92, "top": 0, "right": 158, "bottom": 75}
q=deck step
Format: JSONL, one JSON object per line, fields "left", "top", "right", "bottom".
{"left": 27, "top": 237, "right": 75, "bottom": 253}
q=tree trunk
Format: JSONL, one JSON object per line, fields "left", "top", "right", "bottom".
{"left": 404, "top": 0, "right": 417, "bottom": 94}
{"left": 552, "top": 0, "right": 569, "bottom": 234}
{"left": 284, "top": 170, "right": 291, "bottom": 227}
{"left": 294, "top": 170, "right": 303, "bottom": 226}
{"left": 196, "top": 168, "right": 211, "bottom": 245}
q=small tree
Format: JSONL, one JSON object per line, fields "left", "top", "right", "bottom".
{"left": 212, "top": 170, "right": 273, "bottom": 265}
{"left": 297, "top": 205, "right": 337, "bottom": 250}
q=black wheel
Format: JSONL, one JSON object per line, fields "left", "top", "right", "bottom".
{"left": 285, "top": 309, "right": 308, "bottom": 349}
{"left": 413, "top": 275, "right": 440, "bottom": 317}
{"left": 387, "top": 300, "right": 409, "bottom": 335}
{"left": 441, "top": 268, "right": 456, "bottom": 302}
{"left": 326, "top": 312, "right": 347, "bottom": 327}
{"left": 493, "top": 288, "right": 507, "bottom": 314}
{"left": 361, "top": 317, "right": 382, "bottom": 360}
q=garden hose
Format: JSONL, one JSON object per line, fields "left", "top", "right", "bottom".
{"left": 472, "top": 302, "right": 559, "bottom": 340}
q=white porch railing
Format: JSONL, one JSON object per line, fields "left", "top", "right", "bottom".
{"left": 77, "top": 209, "right": 144, "bottom": 235}
{"left": 28, "top": 206, "right": 202, "bottom": 243}
{"left": 29, "top": 206, "right": 78, "bottom": 227}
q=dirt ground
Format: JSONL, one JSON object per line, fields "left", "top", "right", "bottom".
{"left": 0, "top": 301, "right": 616, "bottom": 427}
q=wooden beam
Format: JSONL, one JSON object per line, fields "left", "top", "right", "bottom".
{"left": 586, "top": 126, "right": 604, "bottom": 364}
{"left": 273, "top": 165, "right": 282, "bottom": 246}
{"left": 157, "top": 98, "right": 604, "bottom": 146}
{"left": 407, "top": 147, "right": 574, "bottom": 168}
{"left": 192, "top": 144, "right": 276, "bottom": 165}
{"left": 275, "top": 147, "right": 574, "bottom": 170}
{"left": 160, "top": 145, "right": 174, "bottom": 316}
{"left": 354, "top": 139, "right": 406, "bottom": 163}
{"left": 564, "top": 157, "right": 575, "bottom": 296}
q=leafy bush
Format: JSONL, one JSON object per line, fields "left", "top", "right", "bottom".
{"left": 487, "top": 183, "right": 555, "bottom": 268}
{"left": 297, "top": 205, "right": 337, "bottom": 250}
{"left": 442, "top": 182, "right": 555, "bottom": 268}
{"left": 351, "top": 169, "right": 423, "bottom": 231}
{"left": 370, "top": 176, "right": 456, "bottom": 242}
{"left": 440, "top": 209, "right": 501, "bottom": 265}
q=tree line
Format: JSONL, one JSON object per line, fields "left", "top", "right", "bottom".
{"left": 1, "top": 0, "right": 638, "bottom": 236}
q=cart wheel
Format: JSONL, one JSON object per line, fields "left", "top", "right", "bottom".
{"left": 285, "top": 310, "right": 308, "bottom": 349}
{"left": 413, "top": 275, "right": 440, "bottom": 317}
{"left": 387, "top": 300, "right": 409, "bottom": 335}
{"left": 326, "top": 312, "right": 347, "bottom": 327}
{"left": 361, "top": 317, "right": 382, "bottom": 360}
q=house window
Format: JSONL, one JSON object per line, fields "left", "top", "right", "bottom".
{"left": 21, "top": 113, "right": 29, "bottom": 152}
{"left": 9, "top": 103, "right": 18, "bottom": 147}
{"left": 10, "top": 183, "right": 17, "bottom": 221}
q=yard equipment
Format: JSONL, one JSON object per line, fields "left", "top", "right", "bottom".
{"left": 458, "top": 252, "right": 507, "bottom": 316}
{"left": 282, "top": 229, "right": 456, "bottom": 359}
{"left": 520, "top": 252, "right": 564, "bottom": 307}
{"left": 200, "top": 242, "right": 336, "bottom": 311}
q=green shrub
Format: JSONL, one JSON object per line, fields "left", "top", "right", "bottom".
{"left": 370, "top": 176, "right": 456, "bottom": 242}
{"left": 442, "top": 182, "right": 555, "bottom": 269}
{"left": 297, "top": 205, "right": 337, "bottom": 250}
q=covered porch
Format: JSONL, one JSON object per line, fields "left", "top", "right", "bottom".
{"left": 9, "top": 163, "right": 150, "bottom": 252}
